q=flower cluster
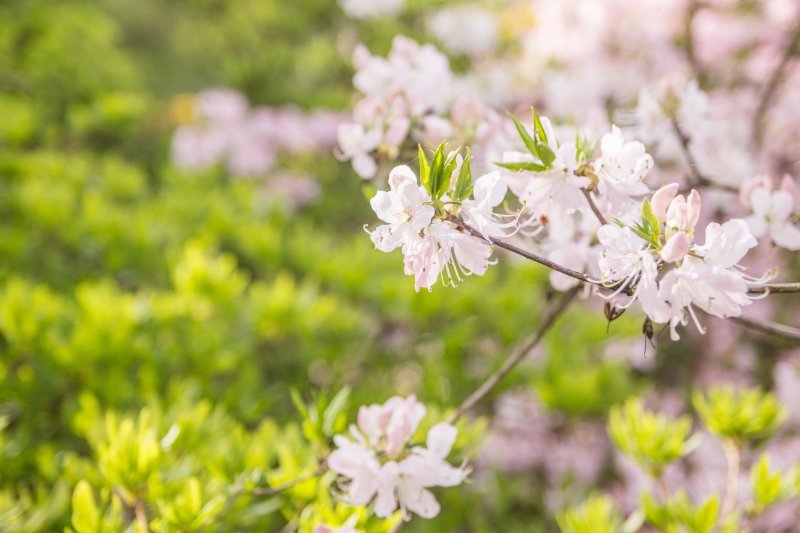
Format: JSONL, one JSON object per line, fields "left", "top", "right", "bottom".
{"left": 327, "top": 395, "right": 467, "bottom": 520}
{"left": 368, "top": 143, "right": 510, "bottom": 291}
{"left": 364, "top": 104, "right": 782, "bottom": 340}
{"left": 597, "top": 185, "right": 763, "bottom": 339}
{"left": 337, "top": 36, "right": 510, "bottom": 179}
{"left": 740, "top": 173, "right": 800, "bottom": 251}
{"left": 173, "top": 88, "right": 345, "bottom": 177}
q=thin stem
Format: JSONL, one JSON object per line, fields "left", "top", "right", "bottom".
{"left": 450, "top": 217, "right": 602, "bottom": 289}
{"left": 671, "top": 118, "right": 737, "bottom": 194}
{"left": 582, "top": 188, "right": 608, "bottom": 225}
{"left": 134, "top": 499, "right": 149, "bottom": 532}
{"left": 250, "top": 468, "right": 323, "bottom": 496}
{"left": 721, "top": 440, "right": 741, "bottom": 519}
{"left": 730, "top": 315, "right": 800, "bottom": 343}
{"left": 747, "top": 282, "right": 800, "bottom": 295}
{"left": 452, "top": 218, "right": 800, "bottom": 297}
{"left": 753, "top": 24, "right": 800, "bottom": 148}
{"left": 447, "top": 287, "right": 578, "bottom": 424}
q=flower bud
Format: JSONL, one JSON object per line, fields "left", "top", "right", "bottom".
{"left": 661, "top": 231, "right": 691, "bottom": 263}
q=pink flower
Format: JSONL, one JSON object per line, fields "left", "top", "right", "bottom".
{"left": 357, "top": 395, "right": 426, "bottom": 457}
{"left": 661, "top": 231, "right": 691, "bottom": 263}
{"left": 328, "top": 398, "right": 466, "bottom": 521}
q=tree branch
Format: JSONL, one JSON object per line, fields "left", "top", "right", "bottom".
{"left": 747, "top": 282, "right": 800, "bottom": 295}
{"left": 730, "top": 315, "right": 800, "bottom": 343}
{"left": 447, "top": 287, "right": 578, "bottom": 424}
{"left": 753, "top": 24, "right": 800, "bottom": 148}
{"left": 450, "top": 217, "right": 602, "bottom": 289}
{"left": 671, "top": 118, "right": 737, "bottom": 194}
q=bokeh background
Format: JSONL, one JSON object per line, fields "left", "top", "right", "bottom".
{"left": 1, "top": 0, "right": 799, "bottom": 531}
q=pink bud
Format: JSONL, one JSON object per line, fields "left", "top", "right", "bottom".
{"left": 651, "top": 183, "right": 679, "bottom": 223}
{"left": 661, "top": 231, "right": 691, "bottom": 263}
{"left": 687, "top": 189, "right": 702, "bottom": 229}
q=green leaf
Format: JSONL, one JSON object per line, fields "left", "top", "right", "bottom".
{"left": 537, "top": 142, "right": 556, "bottom": 167}
{"left": 532, "top": 107, "right": 548, "bottom": 144}
{"left": 72, "top": 480, "right": 100, "bottom": 533}
{"left": 608, "top": 397, "right": 696, "bottom": 470}
{"left": 289, "top": 388, "right": 308, "bottom": 420}
{"left": 440, "top": 148, "right": 460, "bottom": 197}
{"left": 454, "top": 149, "right": 474, "bottom": 200}
{"left": 693, "top": 387, "right": 786, "bottom": 444}
{"left": 640, "top": 199, "right": 661, "bottom": 242}
{"left": 556, "top": 494, "right": 624, "bottom": 533}
{"left": 494, "top": 161, "right": 547, "bottom": 173}
{"left": 322, "top": 386, "right": 350, "bottom": 436}
{"left": 428, "top": 141, "right": 447, "bottom": 198}
{"left": 507, "top": 111, "right": 540, "bottom": 160}
{"left": 418, "top": 144, "right": 430, "bottom": 188}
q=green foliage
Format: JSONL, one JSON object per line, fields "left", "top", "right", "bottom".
{"left": 693, "top": 387, "right": 786, "bottom": 445}
{"left": 642, "top": 491, "right": 719, "bottom": 533}
{"left": 556, "top": 495, "right": 625, "bottom": 533}
{"left": 608, "top": 398, "right": 698, "bottom": 474}
{"left": 749, "top": 454, "right": 799, "bottom": 515}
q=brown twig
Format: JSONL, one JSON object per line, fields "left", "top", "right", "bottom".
{"left": 450, "top": 217, "right": 602, "bottom": 288}
{"left": 582, "top": 189, "right": 608, "bottom": 225}
{"left": 730, "top": 315, "right": 800, "bottom": 343}
{"left": 747, "top": 282, "right": 800, "bottom": 295}
{"left": 134, "top": 499, "right": 149, "bottom": 532}
{"left": 670, "top": 118, "right": 737, "bottom": 194}
{"left": 753, "top": 24, "right": 800, "bottom": 148}
{"left": 447, "top": 287, "right": 579, "bottom": 424}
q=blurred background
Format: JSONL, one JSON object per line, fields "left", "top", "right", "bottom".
{"left": 1, "top": 0, "right": 799, "bottom": 531}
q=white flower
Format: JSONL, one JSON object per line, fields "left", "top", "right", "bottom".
{"left": 499, "top": 118, "right": 589, "bottom": 214}
{"left": 372, "top": 423, "right": 467, "bottom": 519}
{"left": 695, "top": 219, "right": 757, "bottom": 268}
{"left": 328, "top": 398, "right": 466, "bottom": 521}
{"left": 428, "top": 5, "right": 498, "bottom": 57}
{"left": 594, "top": 126, "right": 652, "bottom": 202}
{"left": 744, "top": 184, "right": 800, "bottom": 251}
{"left": 659, "top": 258, "right": 752, "bottom": 340}
{"left": 337, "top": 123, "right": 382, "bottom": 179}
{"left": 404, "top": 221, "right": 492, "bottom": 292}
{"left": 339, "top": 0, "right": 404, "bottom": 19}
{"left": 460, "top": 171, "right": 510, "bottom": 239}
{"left": 327, "top": 436, "right": 382, "bottom": 507}
{"left": 369, "top": 166, "right": 434, "bottom": 253}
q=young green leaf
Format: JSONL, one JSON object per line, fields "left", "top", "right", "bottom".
{"left": 537, "top": 142, "right": 556, "bottom": 167}
{"left": 71, "top": 480, "right": 100, "bottom": 533}
{"left": 494, "top": 161, "right": 547, "bottom": 173}
{"left": 641, "top": 199, "right": 661, "bottom": 242}
{"left": 507, "top": 111, "right": 540, "bottom": 160}
{"left": 454, "top": 149, "right": 474, "bottom": 201}
{"left": 440, "top": 148, "right": 460, "bottom": 197}
{"left": 418, "top": 144, "right": 430, "bottom": 186}
{"left": 322, "top": 387, "right": 350, "bottom": 436}
{"left": 532, "top": 107, "right": 548, "bottom": 144}
{"left": 428, "top": 141, "right": 447, "bottom": 198}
